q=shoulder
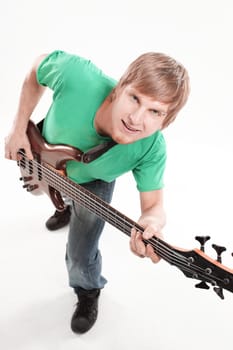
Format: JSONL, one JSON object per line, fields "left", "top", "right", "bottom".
{"left": 37, "top": 50, "right": 90, "bottom": 74}
{"left": 37, "top": 50, "right": 116, "bottom": 89}
{"left": 135, "top": 131, "right": 166, "bottom": 159}
{"left": 131, "top": 133, "right": 167, "bottom": 191}
{"left": 149, "top": 131, "right": 166, "bottom": 148}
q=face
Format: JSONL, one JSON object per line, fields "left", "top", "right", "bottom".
{"left": 108, "top": 85, "right": 169, "bottom": 144}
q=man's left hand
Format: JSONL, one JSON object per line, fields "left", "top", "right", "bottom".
{"left": 129, "top": 226, "right": 163, "bottom": 263}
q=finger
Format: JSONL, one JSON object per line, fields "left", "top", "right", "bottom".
{"left": 5, "top": 151, "right": 16, "bottom": 161}
{"left": 24, "top": 146, "right": 34, "bottom": 160}
{"left": 5, "top": 152, "right": 11, "bottom": 160}
{"left": 146, "top": 244, "right": 161, "bottom": 263}
{"left": 11, "top": 150, "right": 20, "bottom": 160}
{"left": 129, "top": 228, "right": 137, "bottom": 253}
{"left": 16, "top": 152, "right": 22, "bottom": 161}
{"left": 130, "top": 229, "right": 145, "bottom": 258}
{"left": 142, "top": 227, "right": 158, "bottom": 240}
{"left": 18, "top": 148, "right": 33, "bottom": 161}
{"left": 135, "top": 231, "right": 146, "bottom": 256}
{"left": 4, "top": 145, "right": 12, "bottom": 159}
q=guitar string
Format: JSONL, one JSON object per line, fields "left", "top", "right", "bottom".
{"left": 20, "top": 159, "right": 232, "bottom": 286}
{"left": 42, "top": 168, "right": 227, "bottom": 284}
{"left": 52, "top": 175, "right": 232, "bottom": 285}
{"left": 18, "top": 155, "right": 193, "bottom": 268}
{"left": 18, "top": 154, "right": 188, "bottom": 259}
{"left": 18, "top": 155, "right": 222, "bottom": 279}
{"left": 18, "top": 154, "right": 229, "bottom": 284}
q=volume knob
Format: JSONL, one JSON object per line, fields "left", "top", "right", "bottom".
{"left": 19, "top": 176, "right": 33, "bottom": 182}
{"left": 26, "top": 184, "right": 39, "bottom": 192}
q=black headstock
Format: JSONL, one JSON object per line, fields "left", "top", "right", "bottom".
{"left": 145, "top": 235, "right": 233, "bottom": 299}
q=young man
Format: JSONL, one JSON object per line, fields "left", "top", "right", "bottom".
{"left": 4, "top": 50, "right": 190, "bottom": 333}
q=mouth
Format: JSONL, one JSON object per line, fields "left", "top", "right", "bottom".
{"left": 121, "top": 120, "right": 140, "bottom": 133}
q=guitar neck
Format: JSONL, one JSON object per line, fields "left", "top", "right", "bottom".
{"left": 44, "top": 163, "right": 142, "bottom": 237}
{"left": 42, "top": 163, "right": 177, "bottom": 263}
{"left": 18, "top": 138, "right": 233, "bottom": 296}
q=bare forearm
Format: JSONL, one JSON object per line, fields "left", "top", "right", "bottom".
{"left": 13, "top": 69, "right": 46, "bottom": 131}
{"left": 5, "top": 54, "right": 47, "bottom": 160}
{"left": 138, "top": 206, "right": 166, "bottom": 233}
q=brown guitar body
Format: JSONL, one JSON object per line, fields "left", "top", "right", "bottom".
{"left": 18, "top": 120, "right": 83, "bottom": 210}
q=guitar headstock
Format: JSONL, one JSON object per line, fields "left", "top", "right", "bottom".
{"left": 172, "top": 235, "right": 233, "bottom": 299}
{"left": 147, "top": 234, "right": 233, "bottom": 299}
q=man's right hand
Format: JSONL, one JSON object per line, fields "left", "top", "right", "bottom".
{"left": 4, "top": 127, "right": 33, "bottom": 161}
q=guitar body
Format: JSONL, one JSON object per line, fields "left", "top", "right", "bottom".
{"left": 18, "top": 120, "right": 83, "bottom": 210}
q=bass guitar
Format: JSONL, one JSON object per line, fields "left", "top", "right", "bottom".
{"left": 17, "top": 120, "right": 233, "bottom": 299}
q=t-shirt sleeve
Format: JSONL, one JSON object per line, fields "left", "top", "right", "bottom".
{"left": 132, "top": 132, "right": 167, "bottom": 192}
{"left": 36, "top": 50, "right": 68, "bottom": 91}
{"left": 36, "top": 50, "right": 102, "bottom": 97}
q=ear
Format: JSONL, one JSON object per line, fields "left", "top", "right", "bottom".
{"left": 113, "top": 84, "right": 127, "bottom": 100}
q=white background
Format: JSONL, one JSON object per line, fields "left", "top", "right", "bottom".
{"left": 1, "top": 1, "right": 233, "bottom": 349}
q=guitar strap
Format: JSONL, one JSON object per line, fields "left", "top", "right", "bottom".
{"left": 80, "top": 140, "right": 117, "bottom": 163}
{"left": 36, "top": 119, "right": 117, "bottom": 164}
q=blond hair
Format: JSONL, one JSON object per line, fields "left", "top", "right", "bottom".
{"left": 114, "top": 52, "right": 190, "bottom": 128}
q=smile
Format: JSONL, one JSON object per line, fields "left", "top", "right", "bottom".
{"left": 122, "top": 120, "right": 140, "bottom": 133}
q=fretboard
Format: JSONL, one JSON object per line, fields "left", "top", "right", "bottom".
{"left": 43, "top": 163, "right": 142, "bottom": 237}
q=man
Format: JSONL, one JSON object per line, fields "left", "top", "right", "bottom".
{"left": 4, "top": 50, "right": 190, "bottom": 333}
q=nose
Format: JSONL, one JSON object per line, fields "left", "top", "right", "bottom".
{"left": 129, "top": 106, "right": 145, "bottom": 124}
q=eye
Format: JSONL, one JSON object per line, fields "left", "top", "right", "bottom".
{"left": 131, "top": 94, "right": 139, "bottom": 103}
{"left": 151, "top": 110, "right": 166, "bottom": 118}
{"left": 151, "top": 109, "right": 160, "bottom": 116}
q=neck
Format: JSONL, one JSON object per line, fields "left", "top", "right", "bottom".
{"left": 94, "top": 97, "right": 112, "bottom": 136}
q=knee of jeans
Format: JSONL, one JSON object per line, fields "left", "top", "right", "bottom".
{"left": 67, "top": 247, "right": 101, "bottom": 269}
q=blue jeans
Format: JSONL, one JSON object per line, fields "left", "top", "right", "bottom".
{"left": 65, "top": 179, "right": 115, "bottom": 290}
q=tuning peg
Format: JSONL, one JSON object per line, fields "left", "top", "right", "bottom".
{"left": 213, "top": 286, "right": 224, "bottom": 299}
{"left": 212, "top": 244, "right": 226, "bottom": 263}
{"left": 195, "top": 281, "right": 210, "bottom": 289}
{"left": 195, "top": 235, "right": 211, "bottom": 252}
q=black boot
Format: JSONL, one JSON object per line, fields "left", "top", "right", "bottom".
{"left": 71, "top": 287, "right": 100, "bottom": 334}
{"left": 45, "top": 205, "right": 71, "bottom": 231}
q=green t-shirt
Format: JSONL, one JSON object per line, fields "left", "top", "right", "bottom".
{"left": 36, "top": 50, "right": 166, "bottom": 191}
